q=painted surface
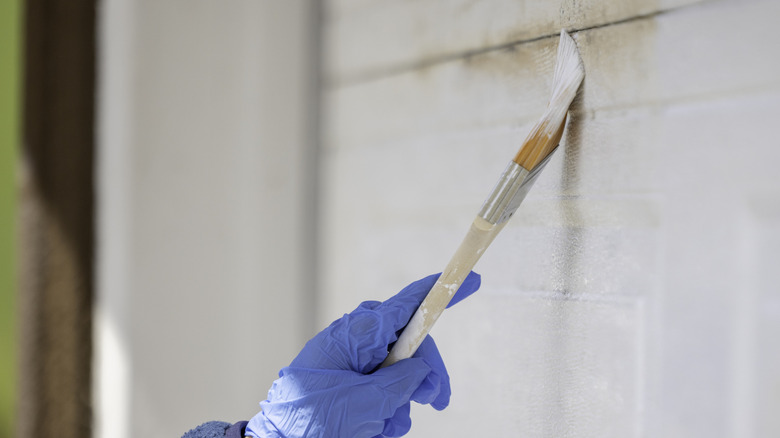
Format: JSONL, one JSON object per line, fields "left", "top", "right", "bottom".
{"left": 325, "top": 0, "right": 703, "bottom": 84}
{"left": 320, "top": 0, "right": 780, "bottom": 436}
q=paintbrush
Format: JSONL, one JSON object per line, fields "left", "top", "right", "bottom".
{"left": 381, "top": 30, "right": 585, "bottom": 368}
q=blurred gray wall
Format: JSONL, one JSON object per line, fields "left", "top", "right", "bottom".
{"left": 95, "top": 2, "right": 318, "bottom": 437}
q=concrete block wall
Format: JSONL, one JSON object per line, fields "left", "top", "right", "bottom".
{"left": 319, "top": 0, "right": 780, "bottom": 436}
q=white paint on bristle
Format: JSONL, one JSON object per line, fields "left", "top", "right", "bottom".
{"left": 552, "top": 30, "right": 585, "bottom": 104}
{"left": 547, "top": 30, "right": 585, "bottom": 128}
{"left": 517, "top": 30, "right": 585, "bottom": 169}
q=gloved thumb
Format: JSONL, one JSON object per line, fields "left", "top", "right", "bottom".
{"left": 366, "top": 358, "right": 432, "bottom": 419}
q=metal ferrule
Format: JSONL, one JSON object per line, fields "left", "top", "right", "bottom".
{"left": 477, "top": 147, "right": 559, "bottom": 225}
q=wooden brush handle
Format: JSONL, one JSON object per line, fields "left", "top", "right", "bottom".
{"left": 381, "top": 216, "right": 506, "bottom": 368}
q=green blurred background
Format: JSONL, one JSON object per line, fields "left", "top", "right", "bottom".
{"left": 0, "top": 0, "right": 20, "bottom": 436}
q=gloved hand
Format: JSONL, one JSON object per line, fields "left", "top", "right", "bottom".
{"left": 245, "top": 271, "right": 481, "bottom": 438}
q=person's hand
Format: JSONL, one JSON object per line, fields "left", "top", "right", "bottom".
{"left": 245, "top": 271, "right": 481, "bottom": 438}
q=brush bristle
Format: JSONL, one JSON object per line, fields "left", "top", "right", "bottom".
{"left": 514, "top": 30, "right": 584, "bottom": 170}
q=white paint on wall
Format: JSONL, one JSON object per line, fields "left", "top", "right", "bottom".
{"left": 733, "top": 194, "right": 780, "bottom": 437}
{"left": 325, "top": 0, "right": 704, "bottom": 84}
{"left": 321, "top": 0, "right": 780, "bottom": 436}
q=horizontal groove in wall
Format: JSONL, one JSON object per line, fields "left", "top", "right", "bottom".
{"left": 327, "top": 3, "right": 698, "bottom": 89}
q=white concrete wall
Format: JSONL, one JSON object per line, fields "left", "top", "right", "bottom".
{"left": 320, "top": 0, "right": 780, "bottom": 436}
{"left": 95, "top": 2, "right": 318, "bottom": 437}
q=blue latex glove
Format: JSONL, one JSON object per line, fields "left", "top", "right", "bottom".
{"left": 245, "top": 271, "right": 481, "bottom": 438}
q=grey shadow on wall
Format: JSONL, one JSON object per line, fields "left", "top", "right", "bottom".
{"left": 557, "top": 81, "right": 586, "bottom": 294}
{"left": 539, "top": 84, "right": 586, "bottom": 436}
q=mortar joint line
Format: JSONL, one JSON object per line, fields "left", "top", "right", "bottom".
{"left": 328, "top": 6, "right": 690, "bottom": 89}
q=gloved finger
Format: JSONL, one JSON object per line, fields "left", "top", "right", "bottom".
{"left": 289, "top": 298, "right": 392, "bottom": 373}
{"left": 381, "top": 402, "right": 411, "bottom": 437}
{"left": 324, "top": 274, "right": 441, "bottom": 373}
{"left": 410, "top": 335, "right": 451, "bottom": 410}
{"left": 379, "top": 271, "right": 482, "bottom": 335}
{"left": 445, "top": 271, "right": 481, "bottom": 309}
{"left": 366, "top": 357, "right": 431, "bottom": 420}
{"left": 291, "top": 273, "right": 481, "bottom": 374}
{"left": 356, "top": 300, "right": 382, "bottom": 311}
{"left": 334, "top": 275, "right": 440, "bottom": 373}
{"left": 346, "top": 272, "right": 479, "bottom": 373}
